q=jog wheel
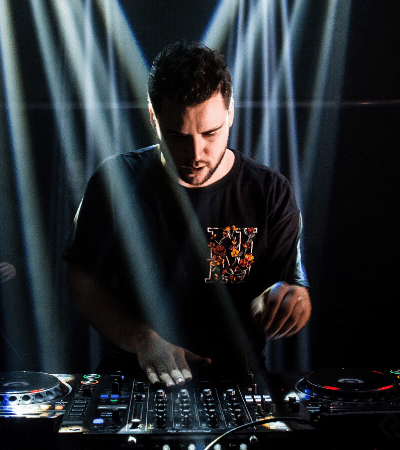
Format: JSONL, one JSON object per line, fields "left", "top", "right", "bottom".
{"left": 297, "top": 368, "right": 400, "bottom": 402}
{"left": 0, "top": 371, "right": 70, "bottom": 405}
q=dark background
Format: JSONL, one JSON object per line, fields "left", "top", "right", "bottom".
{"left": 0, "top": 0, "right": 398, "bottom": 374}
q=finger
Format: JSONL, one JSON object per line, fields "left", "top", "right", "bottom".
{"left": 170, "top": 368, "right": 186, "bottom": 385}
{"left": 284, "top": 311, "right": 307, "bottom": 338}
{"left": 272, "top": 300, "right": 306, "bottom": 338}
{"left": 285, "top": 304, "right": 311, "bottom": 337}
{"left": 162, "top": 353, "right": 188, "bottom": 385}
{"left": 185, "top": 349, "right": 212, "bottom": 366}
{"left": 262, "top": 282, "right": 291, "bottom": 332}
{"left": 146, "top": 367, "right": 161, "bottom": 384}
{"left": 266, "top": 292, "right": 299, "bottom": 338}
{"left": 158, "top": 371, "right": 176, "bottom": 387}
{"left": 250, "top": 296, "right": 266, "bottom": 322}
{"left": 173, "top": 352, "right": 193, "bottom": 382}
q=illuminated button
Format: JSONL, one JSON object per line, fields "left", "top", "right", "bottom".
{"left": 245, "top": 395, "right": 253, "bottom": 404}
{"left": 55, "top": 405, "right": 64, "bottom": 411}
{"left": 94, "top": 418, "right": 104, "bottom": 424}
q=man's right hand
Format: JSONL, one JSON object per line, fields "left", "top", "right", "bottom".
{"left": 135, "top": 330, "right": 211, "bottom": 386}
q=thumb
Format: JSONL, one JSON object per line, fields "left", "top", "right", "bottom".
{"left": 250, "top": 296, "right": 263, "bottom": 319}
{"left": 184, "top": 349, "right": 212, "bottom": 366}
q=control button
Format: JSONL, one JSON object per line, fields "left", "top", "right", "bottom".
{"left": 156, "top": 389, "right": 167, "bottom": 403}
{"left": 93, "top": 418, "right": 104, "bottom": 424}
{"left": 182, "top": 414, "right": 192, "bottom": 428}
{"left": 209, "top": 413, "right": 218, "bottom": 428}
{"left": 112, "top": 381, "right": 121, "bottom": 396}
{"left": 92, "top": 418, "right": 105, "bottom": 429}
{"left": 236, "top": 413, "right": 246, "bottom": 425}
{"left": 112, "top": 410, "right": 121, "bottom": 424}
{"left": 156, "top": 414, "right": 167, "bottom": 428}
{"left": 225, "top": 389, "right": 236, "bottom": 402}
{"left": 290, "top": 401, "right": 300, "bottom": 413}
{"left": 249, "top": 435, "right": 259, "bottom": 446}
{"left": 135, "top": 382, "right": 147, "bottom": 392}
{"left": 179, "top": 389, "right": 189, "bottom": 399}
{"left": 202, "top": 389, "right": 213, "bottom": 401}
{"left": 130, "top": 418, "right": 141, "bottom": 429}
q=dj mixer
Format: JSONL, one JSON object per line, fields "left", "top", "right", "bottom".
{"left": 1, "top": 369, "right": 400, "bottom": 449}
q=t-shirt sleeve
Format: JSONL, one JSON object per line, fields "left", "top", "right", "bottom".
{"left": 265, "top": 175, "right": 309, "bottom": 287}
{"left": 63, "top": 166, "right": 116, "bottom": 281}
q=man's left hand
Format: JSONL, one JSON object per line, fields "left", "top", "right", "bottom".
{"left": 250, "top": 282, "right": 311, "bottom": 339}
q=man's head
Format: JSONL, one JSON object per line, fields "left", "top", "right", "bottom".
{"left": 147, "top": 41, "right": 232, "bottom": 117}
{"left": 148, "top": 42, "right": 234, "bottom": 188}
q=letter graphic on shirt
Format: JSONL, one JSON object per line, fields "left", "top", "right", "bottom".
{"left": 205, "top": 226, "right": 258, "bottom": 283}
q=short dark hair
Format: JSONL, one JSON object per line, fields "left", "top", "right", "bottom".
{"left": 148, "top": 41, "right": 232, "bottom": 116}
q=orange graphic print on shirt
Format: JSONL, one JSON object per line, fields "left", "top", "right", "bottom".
{"left": 205, "top": 226, "right": 258, "bottom": 283}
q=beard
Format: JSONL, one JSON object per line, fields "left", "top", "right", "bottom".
{"left": 179, "top": 148, "right": 227, "bottom": 187}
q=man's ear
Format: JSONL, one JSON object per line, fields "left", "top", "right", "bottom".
{"left": 148, "top": 103, "right": 161, "bottom": 139}
{"left": 228, "top": 98, "right": 234, "bottom": 128}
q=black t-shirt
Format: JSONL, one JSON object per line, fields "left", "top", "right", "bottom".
{"left": 64, "top": 146, "right": 307, "bottom": 375}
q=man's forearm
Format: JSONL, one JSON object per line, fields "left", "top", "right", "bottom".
{"left": 67, "top": 263, "right": 152, "bottom": 354}
{"left": 67, "top": 263, "right": 208, "bottom": 386}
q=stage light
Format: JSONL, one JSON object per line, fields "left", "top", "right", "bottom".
{"left": 302, "top": 0, "right": 352, "bottom": 201}
{"left": 0, "top": 0, "right": 61, "bottom": 370}
{"left": 29, "top": 0, "right": 84, "bottom": 204}
{"left": 202, "top": 0, "right": 241, "bottom": 50}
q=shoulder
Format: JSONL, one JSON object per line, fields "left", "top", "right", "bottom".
{"left": 91, "top": 145, "right": 161, "bottom": 183}
{"left": 232, "top": 150, "right": 299, "bottom": 215}
{"left": 98, "top": 145, "right": 160, "bottom": 171}
{"left": 233, "top": 149, "right": 293, "bottom": 194}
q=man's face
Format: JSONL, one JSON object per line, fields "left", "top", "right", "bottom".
{"left": 152, "top": 91, "right": 234, "bottom": 187}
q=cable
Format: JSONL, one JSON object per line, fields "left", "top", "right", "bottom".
{"left": 204, "top": 416, "right": 313, "bottom": 450}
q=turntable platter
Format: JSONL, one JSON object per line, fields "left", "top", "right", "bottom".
{"left": 0, "top": 371, "right": 70, "bottom": 405}
{"left": 297, "top": 368, "right": 400, "bottom": 402}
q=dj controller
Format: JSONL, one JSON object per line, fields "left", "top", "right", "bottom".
{"left": 1, "top": 368, "right": 400, "bottom": 449}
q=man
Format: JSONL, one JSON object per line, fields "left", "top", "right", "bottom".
{"left": 65, "top": 42, "right": 311, "bottom": 387}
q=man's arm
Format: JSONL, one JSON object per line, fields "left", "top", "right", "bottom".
{"left": 250, "top": 282, "right": 311, "bottom": 339}
{"left": 67, "top": 263, "right": 210, "bottom": 385}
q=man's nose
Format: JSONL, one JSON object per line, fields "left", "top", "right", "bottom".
{"left": 189, "top": 135, "right": 205, "bottom": 161}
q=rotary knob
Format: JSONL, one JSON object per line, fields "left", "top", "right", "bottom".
{"left": 156, "top": 389, "right": 167, "bottom": 402}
